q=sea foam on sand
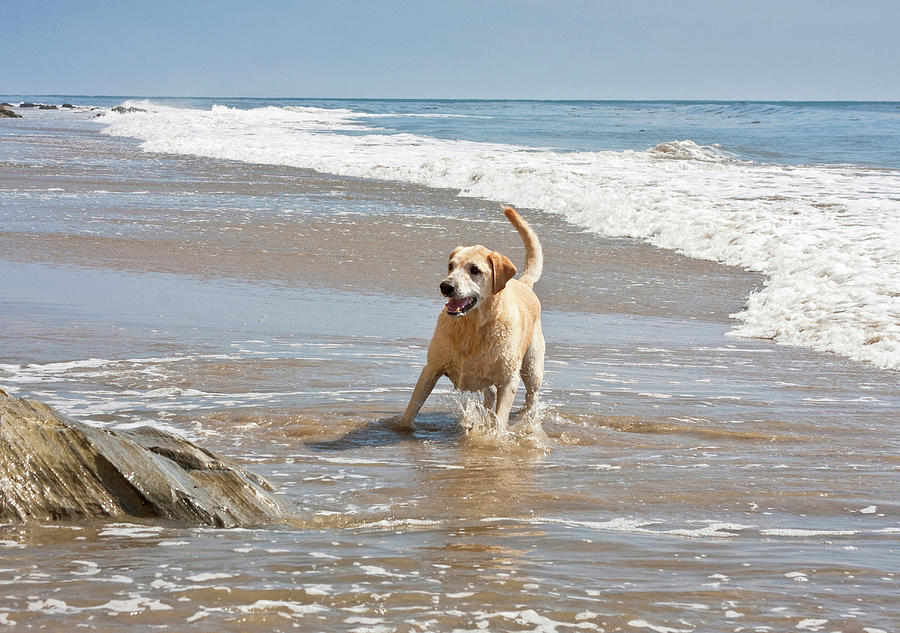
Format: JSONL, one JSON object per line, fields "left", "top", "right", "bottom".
{"left": 99, "top": 103, "right": 900, "bottom": 370}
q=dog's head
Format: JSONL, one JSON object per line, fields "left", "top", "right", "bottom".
{"left": 440, "top": 245, "right": 517, "bottom": 317}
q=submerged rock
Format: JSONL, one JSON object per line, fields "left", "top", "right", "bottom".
{"left": 0, "top": 389, "right": 291, "bottom": 527}
{"left": 0, "top": 107, "right": 21, "bottom": 118}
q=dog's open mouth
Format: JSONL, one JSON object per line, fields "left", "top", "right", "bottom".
{"left": 445, "top": 296, "right": 477, "bottom": 316}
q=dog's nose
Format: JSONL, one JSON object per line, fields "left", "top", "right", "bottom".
{"left": 440, "top": 281, "right": 455, "bottom": 297}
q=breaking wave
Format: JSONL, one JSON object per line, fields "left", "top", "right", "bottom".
{"left": 98, "top": 102, "right": 900, "bottom": 370}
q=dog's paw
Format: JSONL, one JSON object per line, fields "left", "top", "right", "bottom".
{"left": 385, "top": 415, "right": 416, "bottom": 433}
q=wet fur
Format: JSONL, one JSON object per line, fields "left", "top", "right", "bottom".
{"left": 398, "top": 206, "right": 544, "bottom": 431}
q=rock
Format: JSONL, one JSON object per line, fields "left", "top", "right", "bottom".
{"left": 38, "top": 104, "right": 58, "bottom": 110}
{"left": 0, "top": 102, "right": 12, "bottom": 107}
{"left": 19, "top": 102, "right": 38, "bottom": 108}
{"left": 0, "top": 107, "right": 21, "bottom": 119}
{"left": 0, "top": 389, "right": 292, "bottom": 527}
{"left": 111, "top": 105, "right": 147, "bottom": 114}
{"left": 62, "top": 103, "right": 75, "bottom": 109}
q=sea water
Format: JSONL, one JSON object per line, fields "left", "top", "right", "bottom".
{"left": 1, "top": 97, "right": 899, "bottom": 632}
{"left": 62, "top": 97, "right": 900, "bottom": 370}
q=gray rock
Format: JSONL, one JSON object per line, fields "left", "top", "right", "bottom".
{"left": 0, "top": 389, "right": 292, "bottom": 527}
{"left": 111, "top": 105, "right": 147, "bottom": 114}
{"left": 0, "top": 107, "right": 21, "bottom": 119}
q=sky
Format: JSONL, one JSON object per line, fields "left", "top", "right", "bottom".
{"left": 3, "top": 0, "right": 898, "bottom": 100}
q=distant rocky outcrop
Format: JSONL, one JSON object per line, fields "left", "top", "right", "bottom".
{"left": 111, "top": 105, "right": 147, "bottom": 114}
{"left": 0, "top": 107, "right": 21, "bottom": 118}
{"left": 13, "top": 102, "right": 59, "bottom": 111}
{"left": 0, "top": 389, "right": 292, "bottom": 527}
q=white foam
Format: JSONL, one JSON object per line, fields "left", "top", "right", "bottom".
{"left": 355, "top": 518, "right": 443, "bottom": 531}
{"left": 70, "top": 560, "right": 101, "bottom": 576}
{"left": 357, "top": 564, "right": 408, "bottom": 578}
{"left": 486, "top": 609, "right": 603, "bottom": 632}
{"left": 236, "top": 599, "right": 328, "bottom": 616}
{"left": 312, "top": 456, "right": 400, "bottom": 466}
{"left": 187, "top": 600, "right": 329, "bottom": 624}
{"left": 662, "top": 522, "right": 749, "bottom": 538}
{"left": 185, "top": 572, "right": 234, "bottom": 582}
{"left": 94, "top": 597, "right": 171, "bottom": 613}
{"left": 628, "top": 620, "right": 693, "bottom": 633}
{"left": 27, "top": 599, "right": 79, "bottom": 614}
{"left": 99, "top": 102, "right": 900, "bottom": 370}
{"left": 99, "top": 523, "right": 163, "bottom": 538}
{"left": 523, "top": 516, "right": 751, "bottom": 539}
{"left": 761, "top": 528, "right": 860, "bottom": 537}
{"left": 24, "top": 358, "right": 111, "bottom": 373}
{"left": 485, "top": 515, "right": 900, "bottom": 543}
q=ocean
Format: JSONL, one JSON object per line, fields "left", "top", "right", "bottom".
{"left": 21, "top": 96, "right": 898, "bottom": 369}
{"left": 1, "top": 97, "right": 898, "bottom": 632}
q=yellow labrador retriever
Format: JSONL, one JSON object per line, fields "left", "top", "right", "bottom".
{"left": 398, "top": 205, "right": 544, "bottom": 431}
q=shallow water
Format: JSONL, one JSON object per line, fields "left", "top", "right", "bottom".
{"left": 1, "top": 105, "right": 898, "bottom": 632}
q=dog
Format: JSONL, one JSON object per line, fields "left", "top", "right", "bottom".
{"left": 397, "top": 205, "right": 544, "bottom": 431}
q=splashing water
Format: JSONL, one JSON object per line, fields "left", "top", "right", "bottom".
{"left": 458, "top": 398, "right": 550, "bottom": 452}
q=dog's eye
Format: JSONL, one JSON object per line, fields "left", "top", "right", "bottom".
{"left": 448, "top": 262, "right": 455, "bottom": 272}
{"left": 469, "top": 266, "right": 482, "bottom": 276}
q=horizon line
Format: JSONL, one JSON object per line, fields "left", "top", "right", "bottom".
{"left": 3, "top": 93, "right": 900, "bottom": 105}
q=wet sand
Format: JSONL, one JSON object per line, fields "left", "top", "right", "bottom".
{"left": 0, "top": 156, "right": 756, "bottom": 322}
{"left": 1, "top": 113, "right": 898, "bottom": 632}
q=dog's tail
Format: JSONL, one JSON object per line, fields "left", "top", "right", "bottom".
{"left": 502, "top": 205, "right": 543, "bottom": 286}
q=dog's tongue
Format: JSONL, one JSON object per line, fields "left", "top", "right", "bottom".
{"left": 446, "top": 298, "right": 469, "bottom": 313}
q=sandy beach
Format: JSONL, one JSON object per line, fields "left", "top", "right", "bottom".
{"left": 1, "top": 104, "right": 898, "bottom": 632}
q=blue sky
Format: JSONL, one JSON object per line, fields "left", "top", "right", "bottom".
{"left": 3, "top": 0, "right": 898, "bottom": 100}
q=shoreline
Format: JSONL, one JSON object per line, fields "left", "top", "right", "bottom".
{"left": 0, "top": 151, "right": 761, "bottom": 324}
{"left": 4, "top": 101, "right": 899, "bottom": 371}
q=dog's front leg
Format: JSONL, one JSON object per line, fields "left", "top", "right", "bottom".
{"left": 493, "top": 379, "right": 519, "bottom": 431}
{"left": 398, "top": 365, "right": 441, "bottom": 431}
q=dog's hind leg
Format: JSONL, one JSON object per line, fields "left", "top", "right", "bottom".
{"left": 483, "top": 386, "right": 497, "bottom": 410}
{"left": 521, "top": 324, "right": 545, "bottom": 413}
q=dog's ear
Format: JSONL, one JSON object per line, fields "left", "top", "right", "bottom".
{"left": 489, "top": 251, "right": 517, "bottom": 294}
